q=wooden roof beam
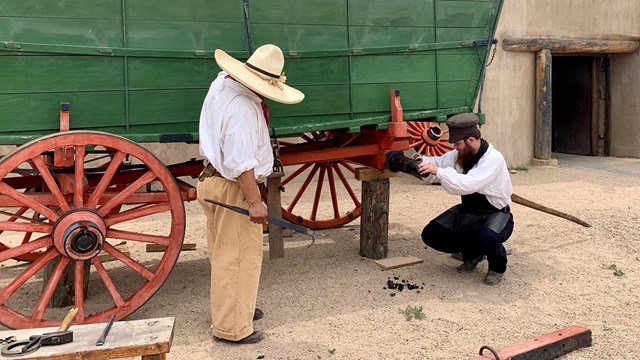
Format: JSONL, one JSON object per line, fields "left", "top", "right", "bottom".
{"left": 503, "top": 37, "right": 639, "bottom": 54}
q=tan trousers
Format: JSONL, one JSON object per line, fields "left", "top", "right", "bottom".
{"left": 196, "top": 176, "right": 263, "bottom": 341}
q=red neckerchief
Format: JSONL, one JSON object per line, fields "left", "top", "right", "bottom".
{"left": 225, "top": 75, "right": 270, "bottom": 127}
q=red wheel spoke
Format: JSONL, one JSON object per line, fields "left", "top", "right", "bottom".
{"left": 300, "top": 133, "right": 313, "bottom": 142}
{"left": 327, "top": 166, "right": 340, "bottom": 218}
{"left": 105, "top": 203, "right": 171, "bottom": 227}
{"left": 0, "top": 235, "right": 51, "bottom": 263}
{"left": 87, "top": 151, "right": 126, "bottom": 209}
{"left": 107, "top": 229, "right": 170, "bottom": 247}
{"left": 278, "top": 140, "right": 296, "bottom": 146}
{"left": 102, "top": 242, "right": 154, "bottom": 281}
{"left": 0, "top": 182, "right": 59, "bottom": 221}
{"left": 406, "top": 121, "right": 420, "bottom": 132}
{"left": 98, "top": 171, "right": 157, "bottom": 217}
{"left": 418, "top": 144, "right": 427, "bottom": 154}
{"left": 74, "top": 145, "right": 86, "bottom": 207}
{"left": 406, "top": 128, "right": 421, "bottom": 137}
{"left": 282, "top": 163, "right": 312, "bottom": 187}
{"left": 21, "top": 231, "right": 33, "bottom": 245}
{"left": 0, "top": 222, "right": 51, "bottom": 233}
{"left": 33, "top": 256, "right": 70, "bottom": 321}
{"left": 74, "top": 260, "right": 85, "bottom": 322}
{"left": 91, "top": 257, "right": 125, "bottom": 307}
{"left": 0, "top": 248, "right": 57, "bottom": 304}
{"left": 310, "top": 166, "right": 326, "bottom": 221}
{"left": 334, "top": 165, "right": 360, "bottom": 206}
{"left": 287, "top": 164, "right": 320, "bottom": 213}
{"left": 441, "top": 143, "right": 453, "bottom": 150}
{"left": 338, "top": 161, "right": 356, "bottom": 174}
{"left": 31, "top": 156, "right": 70, "bottom": 212}
{"left": 0, "top": 207, "right": 30, "bottom": 225}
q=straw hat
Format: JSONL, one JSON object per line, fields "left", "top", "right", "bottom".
{"left": 214, "top": 44, "right": 304, "bottom": 104}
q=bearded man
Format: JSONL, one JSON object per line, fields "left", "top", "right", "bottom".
{"left": 417, "top": 113, "right": 514, "bottom": 285}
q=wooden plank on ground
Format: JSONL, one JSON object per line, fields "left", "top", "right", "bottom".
{"left": 0, "top": 317, "right": 175, "bottom": 360}
{"left": 145, "top": 243, "right": 196, "bottom": 253}
{"left": 374, "top": 256, "right": 424, "bottom": 270}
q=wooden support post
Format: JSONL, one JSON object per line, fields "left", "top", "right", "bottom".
{"left": 266, "top": 171, "right": 285, "bottom": 259}
{"left": 590, "top": 58, "right": 600, "bottom": 156}
{"left": 356, "top": 168, "right": 395, "bottom": 259}
{"left": 535, "top": 49, "right": 553, "bottom": 161}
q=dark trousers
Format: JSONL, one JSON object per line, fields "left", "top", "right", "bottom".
{"left": 421, "top": 214, "right": 514, "bottom": 273}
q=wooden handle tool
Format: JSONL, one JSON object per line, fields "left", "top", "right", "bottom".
{"left": 58, "top": 307, "right": 79, "bottom": 332}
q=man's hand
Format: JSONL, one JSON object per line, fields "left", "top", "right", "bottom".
{"left": 248, "top": 201, "right": 268, "bottom": 224}
{"left": 417, "top": 161, "right": 439, "bottom": 176}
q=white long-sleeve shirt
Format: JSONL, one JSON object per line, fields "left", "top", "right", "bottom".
{"left": 198, "top": 72, "right": 273, "bottom": 181}
{"left": 421, "top": 143, "right": 512, "bottom": 209}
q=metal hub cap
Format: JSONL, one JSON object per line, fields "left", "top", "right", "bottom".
{"left": 53, "top": 210, "right": 106, "bottom": 260}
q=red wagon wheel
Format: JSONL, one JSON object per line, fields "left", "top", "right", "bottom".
{"left": 405, "top": 121, "right": 453, "bottom": 156}
{"left": 278, "top": 132, "right": 361, "bottom": 229}
{"left": 0, "top": 131, "right": 185, "bottom": 329}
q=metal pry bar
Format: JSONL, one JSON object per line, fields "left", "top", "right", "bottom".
{"left": 204, "top": 198, "right": 316, "bottom": 246}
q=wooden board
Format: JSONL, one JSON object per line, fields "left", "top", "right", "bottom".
{"left": 0, "top": 317, "right": 175, "bottom": 360}
{"left": 355, "top": 167, "right": 398, "bottom": 181}
{"left": 145, "top": 243, "right": 196, "bottom": 253}
{"left": 374, "top": 256, "right": 423, "bottom": 270}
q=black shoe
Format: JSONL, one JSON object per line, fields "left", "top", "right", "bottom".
{"left": 253, "top": 308, "right": 264, "bottom": 321}
{"left": 456, "top": 255, "right": 486, "bottom": 273}
{"left": 213, "top": 331, "right": 264, "bottom": 344}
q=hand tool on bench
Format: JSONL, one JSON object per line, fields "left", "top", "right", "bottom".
{"left": 96, "top": 314, "right": 116, "bottom": 346}
{"left": 204, "top": 198, "right": 318, "bottom": 246}
{"left": 1, "top": 307, "right": 78, "bottom": 357}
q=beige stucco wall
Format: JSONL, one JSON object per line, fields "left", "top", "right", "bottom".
{"left": 480, "top": 0, "right": 640, "bottom": 166}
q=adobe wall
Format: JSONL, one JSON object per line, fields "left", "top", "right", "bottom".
{"left": 481, "top": 0, "right": 640, "bottom": 165}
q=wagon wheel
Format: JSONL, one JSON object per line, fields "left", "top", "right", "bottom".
{"left": 278, "top": 131, "right": 361, "bottom": 229}
{"left": 0, "top": 131, "right": 185, "bottom": 329}
{"left": 405, "top": 121, "right": 453, "bottom": 156}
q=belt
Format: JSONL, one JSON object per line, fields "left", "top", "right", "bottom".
{"left": 199, "top": 163, "right": 266, "bottom": 184}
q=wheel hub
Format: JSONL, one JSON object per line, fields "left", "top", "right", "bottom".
{"left": 53, "top": 210, "right": 106, "bottom": 260}
{"left": 421, "top": 125, "right": 442, "bottom": 146}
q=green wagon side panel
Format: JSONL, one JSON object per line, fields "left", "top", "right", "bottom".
{"left": 125, "top": 0, "right": 242, "bottom": 22}
{"left": 0, "top": 56, "right": 124, "bottom": 93}
{"left": 0, "top": 0, "right": 504, "bottom": 143}
{"left": 0, "top": 18, "right": 123, "bottom": 47}
{"left": 128, "top": 89, "right": 205, "bottom": 126}
{"left": 0, "top": 92, "right": 126, "bottom": 132}
{"left": 349, "top": 0, "right": 435, "bottom": 27}
{"left": 127, "top": 58, "right": 218, "bottom": 90}
{"left": 0, "top": 0, "right": 121, "bottom": 18}
{"left": 251, "top": 0, "right": 347, "bottom": 26}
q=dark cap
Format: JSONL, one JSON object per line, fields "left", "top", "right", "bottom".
{"left": 446, "top": 113, "right": 480, "bottom": 143}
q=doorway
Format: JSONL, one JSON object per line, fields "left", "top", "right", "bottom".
{"left": 552, "top": 56, "right": 608, "bottom": 156}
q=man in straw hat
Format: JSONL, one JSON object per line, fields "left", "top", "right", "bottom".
{"left": 197, "top": 44, "right": 304, "bottom": 344}
{"left": 416, "top": 113, "right": 514, "bottom": 285}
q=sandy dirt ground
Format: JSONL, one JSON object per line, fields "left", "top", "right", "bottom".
{"left": 1, "top": 153, "right": 639, "bottom": 359}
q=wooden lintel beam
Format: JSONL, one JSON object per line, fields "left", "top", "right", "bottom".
{"left": 503, "top": 37, "right": 639, "bottom": 54}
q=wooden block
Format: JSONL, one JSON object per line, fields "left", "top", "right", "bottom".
{"left": 374, "top": 256, "right": 424, "bottom": 270}
{"left": 0, "top": 317, "right": 175, "bottom": 360}
{"left": 355, "top": 167, "right": 398, "bottom": 181}
{"left": 98, "top": 247, "right": 130, "bottom": 262}
{"left": 145, "top": 243, "right": 197, "bottom": 253}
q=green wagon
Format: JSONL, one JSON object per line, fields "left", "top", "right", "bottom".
{"left": 0, "top": 0, "right": 503, "bottom": 328}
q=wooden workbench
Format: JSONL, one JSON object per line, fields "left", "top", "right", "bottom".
{"left": 0, "top": 317, "right": 174, "bottom": 360}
